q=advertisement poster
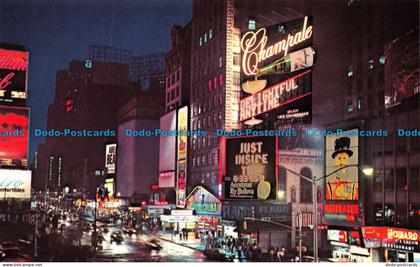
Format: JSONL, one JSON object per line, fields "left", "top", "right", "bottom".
{"left": 0, "top": 48, "right": 28, "bottom": 106}
{"left": 176, "top": 106, "right": 188, "bottom": 207}
{"left": 0, "top": 105, "right": 29, "bottom": 166}
{"left": 105, "top": 143, "right": 117, "bottom": 174}
{"left": 224, "top": 136, "right": 277, "bottom": 200}
{"left": 0, "top": 169, "right": 32, "bottom": 199}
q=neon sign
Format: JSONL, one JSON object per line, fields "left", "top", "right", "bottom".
{"left": 241, "top": 16, "right": 313, "bottom": 76}
{"left": 239, "top": 70, "right": 311, "bottom": 121}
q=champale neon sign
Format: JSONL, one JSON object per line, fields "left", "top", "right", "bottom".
{"left": 241, "top": 16, "right": 313, "bottom": 76}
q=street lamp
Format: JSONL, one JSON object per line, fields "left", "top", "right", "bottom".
{"left": 283, "top": 164, "right": 373, "bottom": 262}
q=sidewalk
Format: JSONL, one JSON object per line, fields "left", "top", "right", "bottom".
{"left": 155, "top": 231, "right": 205, "bottom": 252}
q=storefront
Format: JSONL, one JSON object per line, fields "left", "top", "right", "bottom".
{"left": 222, "top": 201, "right": 291, "bottom": 251}
{"left": 160, "top": 209, "right": 197, "bottom": 233}
{"left": 362, "top": 226, "right": 420, "bottom": 262}
{"left": 185, "top": 186, "right": 222, "bottom": 238}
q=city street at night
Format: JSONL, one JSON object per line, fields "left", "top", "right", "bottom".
{"left": 0, "top": 0, "right": 419, "bottom": 265}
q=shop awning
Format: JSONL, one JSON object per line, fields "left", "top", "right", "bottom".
{"left": 235, "top": 220, "right": 293, "bottom": 234}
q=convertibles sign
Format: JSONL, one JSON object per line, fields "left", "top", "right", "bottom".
{"left": 0, "top": 169, "right": 32, "bottom": 199}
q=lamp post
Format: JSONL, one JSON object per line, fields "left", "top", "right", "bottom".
{"left": 283, "top": 164, "right": 373, "bottom": 262}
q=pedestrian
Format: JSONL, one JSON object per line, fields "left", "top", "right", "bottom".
{"left": 269, "top": 247, "right": 275, "bottom": 262}
{"left": 276, "top": 247, "right": 282, "bottom": 262}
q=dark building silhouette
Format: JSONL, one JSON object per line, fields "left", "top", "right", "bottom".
{"left": 34, "top": 60, "right": 130, "bottom": 197}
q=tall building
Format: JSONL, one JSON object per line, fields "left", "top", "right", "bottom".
{"left": 34, "top": 60, "right": 130, "bottom": 197}
{"left": 164, "top": 23, "right": 192, "bottom": 112}
{"left": 116, "top": 86, "right": 164, "bottom": 201}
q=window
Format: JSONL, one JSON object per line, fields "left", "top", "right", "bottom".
{"left": 357, "top": 79, "right": 363, "bottom": 92}
{"left": 347, "top": 70, "right": 354, "bottom": 77}
{"left": 213, "top": 76, "right": 217, "bottom": 89}
{"left": 357, "top": 98, "right": 363, "bottom": 110}
{"left": 368, "top": 59, "right": 374, "bottom": 70}
{"left": 208, "top": 80, "right": 212, "bottom": 91}
{"left": 347, "top": 99, "right": 354, "bottom": 113}
{"left": 199, "top": 36, "right": 203, "bottom": 46}
{"left": 176, "top": 86, "right": 180, "bottom": 97}
{"left": 233, "top": 72, "right": 240, "bottom": 85}
{"left": 248, "top": 19, "right": 256, "bottom": 30}
{"left": 300, "top": 167, "right": 312, "bottom": 203}
{"left": 204, "top": 32, "right": 208, "bottom": 43}
{"left": 368, "top": 75, "right": 373, "bottom": 90}
{"left": 65, "top": 99, "right": 74, "bottom": 112}
{"left": 209, "top": 29, "right": 213, "bottom": 40}
{"left": 379, "top": 55, "right": 385, "bottom": 65}
{"left": 278, "top": 167, "right": 287, "bottom": 202}
{"left": 233, "top": 53, "right": 240, "bottom": 65}
{"left": 219, "top": 74, "right": 223, "bottom": 87}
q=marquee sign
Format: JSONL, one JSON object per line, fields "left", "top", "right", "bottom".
{"left": 186, "top": 186, "right": 221, "bottom": 216}
{"left": 362, "top": 227, "right": 420, "bottom": 252}
{"left": 0, "top": 48, "right": 28, "bottom": 106}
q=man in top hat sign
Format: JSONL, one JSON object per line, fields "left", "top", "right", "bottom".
{"left": 326, "top": 137, "right": 359, "bottom": 200}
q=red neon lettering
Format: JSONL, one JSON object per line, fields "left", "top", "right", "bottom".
{"left": 0, "top": 58, "right": 27, "bottom": 71}
{"left": 0, "top": 72, "right": 15, "bottom": 90}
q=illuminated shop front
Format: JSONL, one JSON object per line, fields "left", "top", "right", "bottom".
{"left": 185, "top": 186, "right": 222, "bottom": 237}
{"left": 160, "top": 209, "right": 197, "bottom": 234}
{"left": 327, "top": 229, "right": 372, "bottom": 263}
{"left": 362, "top": 227, "right": 420, "bottom": 262}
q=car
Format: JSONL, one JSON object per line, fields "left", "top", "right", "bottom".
{"left": 99, "top": 225, "right": 109, "bottom": 233}
{"left": 110, "top": 230, "right": 123, "bottom": 243}
{"left": 0, "top": 249, "right": 5, "bottom": 261}
{"left": 0, "top": 242, "right": 19, "bottom": 258}
{"left": 122, "top": 226, "right": 136, "bottom": 235}
{"left": 144, "top": 239, "right": 162, "bottom": 251}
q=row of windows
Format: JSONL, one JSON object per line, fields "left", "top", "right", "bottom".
{"left": 199, "top": 29, "right": 213, "bottom": 47}
{"left": 347, "top": 71, "right": 384, "bottom": 94}
{"left": 166, "top": 70, "right": 181, "bottom": 88}
{"left": 207, "top": 74, "right": 224, "bottom": 91}
{"left": 347, "top": 91, "right": 384, "bottom": 113}
{"left": 192, "top": 111, "right": 223, "bottom": 132}
{"left": 192, "top": 151, "right": 218, "bottom": 168}
{"left": 347, "top": 55, "right": 385, "bottom": 77}
{"left": 167, "top": 86, "right": 180, "bottom": 102}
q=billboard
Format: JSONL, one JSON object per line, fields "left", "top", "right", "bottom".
{"left": 159, "top": 171, "right": 175, "bottom": 188}
{"left": 240, "top": 16, "right": 313, "bottom": 77}
{"left": 324, "top": 129, "right": 362, "bottom": 226}
{"left": 239, "top": 70, "right": 312, "bottom": 121}
{"left": 176, "top": 106, "right": 188, "bottom": 207}
{"left": 0, "top": 106, "right": 29, "bottom": 166}
{"left": 0, "top": 169, "right": 32, "bottom": 199}
{"left": 105, "top": 143, "right": 117, "bottom": 174}
{"left": 0, "top": 48, "right": 29, "bottom": 106}
{"left": 159, "top": 110, "right": 176, "bottom": 173}
{"left": 104, "top": 178, "right": 114, "bottom": 198}
{"left": 384, "top": 29, "right": 419, "bottom": 108}
{"left": 224, "top": 136, "right": 277, "bottom": 200}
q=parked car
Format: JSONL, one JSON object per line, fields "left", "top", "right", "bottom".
{"left": 110, "top": 230, "right": 123, "bottom": 243}
{"left": 0, "top": 242, "right": 19, "bottom": 258}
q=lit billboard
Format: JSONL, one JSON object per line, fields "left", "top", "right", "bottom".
{"left": 0, "top": 106, "right": 29, "bottom": 166}
{"left": 176, "top": 106, "right": 188, "bottom": 207}
{"left": 384, "top": 29, "right": 419, "bottom": 108}
{"left": 105, "top": 143, "right": 117, "bottom": 174}
{"left": 0, "top": 48, "right": 29, "bottom": 106}
{"left": 240, "top": 16, "right": 314, "bottom": 125}
{"left": 224, "top": 136, "right": 277, "bottom": 200}
{"left": 0, "top": 169, "right": 32, "bottom": 199}
{"left": 159, "top": 110, "right": 176, "bottom": 173}
{"left": 324, "top": 129, "right": 362, "bottom": 227}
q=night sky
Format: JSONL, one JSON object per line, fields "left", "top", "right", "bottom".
{"left": 0, "top": 0, "right": 192, "bottom": 161}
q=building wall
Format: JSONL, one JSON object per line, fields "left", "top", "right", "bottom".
{"left": 117, "top": 119, "right": 160, "bottom": 198}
